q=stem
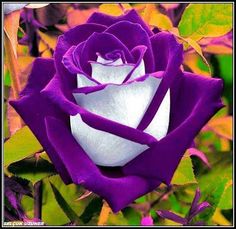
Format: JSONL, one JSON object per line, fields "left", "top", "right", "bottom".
{"left": 4, "top": 32, "right": 21, "bottom": 99}
{"left": 34, "top": 181, "right": 42, "bottom": 220}
{"left": 150, "top": 185, "right": 172, "bottom": 208}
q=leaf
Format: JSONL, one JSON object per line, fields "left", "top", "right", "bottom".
{"left": 4, "top": 126, "right": 42, "bottom": 166}
{"left": 107, "top": 211, "right": 128, "bottom": 226}
{"left": 178, "top": 4, "right": 233, "bottom": 41}
{"left": 207, "top": 116, "right": 232, "bottom": 140}
{"left": 149, "top": 11, "right": 173, "bottom": 30}
{"left": 171, "top": 152, "right": 197, "bottom": 185}
{"left": 170, "top": 29, "right": 211, "bottom": 75}
{"left": 67, "top": 8, "right": 97, "bottom": 28}
{"left": 37, "top": 30, "right": 58, "bottom": 50}
{"left": 212, "top": 208, "right": 231, "bottom": 225}
{"left": 183, "top": 53, "right": 211, "bottom": 77}
{"left": 50, "top": 182, "right": 81, "bottom": 224}
{"left": 7, "top": 156, "right": 56, "bottom": 184}
{"left": 218, "top": 180, "right": 233, "bottom": 209}
{"left": 122, "top": 207, "right": 142, "bottom": 225}
{"left": 97, "top": 201, "right": 112, "bottom": 225}
{"left": 196, "top": 151, "right": 232, "bottom": 223}
{"left": 99, "top": 3, "right": 132, "bottom": 16}
{"left": 79, "top": 197, "right": 103, "bottom": 224}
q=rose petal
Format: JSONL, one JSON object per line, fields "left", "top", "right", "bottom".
{"left": 79, "top": 32, "right": 134, "bottom": 75}
{"left": 9, "top": 58, "right": 71, "bottom": 183}
{"left": 105, "top": 21, "right": 155, "bottom": 72}
{"left": 45, "top": 116, "right": 162, "bottom": 212}
{"left": 123, "top": 72, "right": 223, "bottom": 184}
{"left": 90, "top": 61, "right": 134, "bottom": 84}
{"left": 70, "top": 114, "right": 148, "bottom": 166}
{"left": 54, "top": 23, "right": 107, "bottom": 91}
{"left": 72, "top": 74, "right": 164, "bottom": 135}
{"left": 41, "top": 75, "right": 158, "bottom": 146}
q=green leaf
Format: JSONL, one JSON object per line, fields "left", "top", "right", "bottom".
{"left": 4, "top": 69, "right": 11, "bottom": 86}
{"left": 218, "top": 180, "right": 232, "bottom": 210}
{"left": 41, "top": 175, "right": 94, "bottom": 225}
{"left": 79, "top": 197, "right": 103, "bottom": 224}
{"left": 7, "top": 156, "right": 56, "bottom": 184}
{"left": 196, "top": 151, "right": 232, "bottom": 223}
{"left": 50, "top": 182, "right": 81, "bottom": 224}
{"left": 107, "top": 211, "right": 128, "bottom": 226}
{"left": 178, "top": 4, "right": 232, "bottom": 41}
{"left": 171, "top": 153, "right": 197, "bottom": 185}
{"left": 122, "top": 207, "right": 141, "bottom": 225}
{"left": 4, "top": 126, "right": 42, "bottom": 166}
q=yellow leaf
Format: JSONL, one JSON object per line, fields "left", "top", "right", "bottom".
{"left": 212, "top": 208, "right": 231, "bottom": 226}
{"left": 97, "top": 201, "right": 112, "bottom": 226}
{"left": 207, "top": 116, "right": 232, "bottom": 140}
{"left": 220, "top": 138, "right": 230, "bottom": 151}
{"left": 149, "top": 11, "right": 173, "bottom": 30}
{"left": 171, "top": 29, "right": 211, "bottom": 75}
{"left": 183, "top": 53, "right": 210, "bottom": 77}
{"left": 38, "top": 30, "right": 58, "bottom": 50}
{"left": 99, "top": 3, "right": 132, "bottom": 16}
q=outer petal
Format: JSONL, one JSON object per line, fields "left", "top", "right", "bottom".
{"left": 137, "top": 32, "right": 183, "bottom": 130}
{"left": 45, "top": 116, "right": 162, "bottom": 212}
{"left": 54, "top": 23, "right": 107, "bottom": 94}
{"left": 105, "top": 21, "right": 155, "bottom": 73}
{"left": 123, "top": 72, "right": 224, "bottom": 184}
{"left": 87, "top": 9, "right": 153, "bottom": 36}
{"left": 9, "top": 58, "right": 71, "bottom": 184}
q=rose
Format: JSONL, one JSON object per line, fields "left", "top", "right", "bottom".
{"left": 11, "top": 9, "right": 223, "bottom": 212}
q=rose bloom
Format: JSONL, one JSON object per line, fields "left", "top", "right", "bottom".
{"left": 11, "top": 10, "right": 223, "bottom": 212}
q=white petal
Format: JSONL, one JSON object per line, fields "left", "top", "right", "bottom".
{"left": 96, "top": 56, "right": 123, "bottom": 65}
{"left": 128, "top": 59, "right": 145, "bottom": 81}
{"left": 91, "top": 62, "right": 134, "bottom": 84}
{"left": 70, "top": 115, "right": 148, "bottom": 166}
{"left": 77, "top": 73, "right": 97, "bottom": 87}
{"left": 73, "top": 76, "right": 162, "bottom": 129}
{"left": 144, "top": 89, "right": 170, "bottom": 140}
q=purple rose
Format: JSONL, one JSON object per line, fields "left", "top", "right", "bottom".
{"left": 10, "top": 10, "right": 223, "bottom": 212}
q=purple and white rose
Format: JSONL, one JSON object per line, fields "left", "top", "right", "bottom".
{"left": 11, "top": 9, "right": 223, "bottom": 212}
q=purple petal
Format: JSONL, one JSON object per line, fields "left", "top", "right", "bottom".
{"left": 45, "top": 115, "right": 162, "bottom": 212}
{"left": 188, "top": 148, "right": 211, "bottom": 168}
{"left": 54, "top": 23, "right": 107, "bottom": 92}
{"left": 41, "top": 75, "right": 158, "bottom": 146}
{"left": 79, "top": 32, "right": 134, "bottom": 75}
{"left": 123, "top": 72, "right": 223, "bottom": 184}
{"left": 9, "top": 58, "right": 71, "bottom": 184}
{"left": 137, "top": 32, "right": 183, "bottom": 130}
{"left": 87, "top": 9, "right": 153, "bottom": 36}
{"left": 157, "top": 210, "right": 187, "bottom": 225}
{"left": 189, "top": 187, "right": 201, "bottom": 216}
{"left": 105, "top": 21, "right": 155, "bottom": 73}
{"left": 188, "top": 202, "right": 211, "bottom": 222}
